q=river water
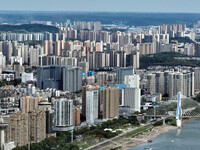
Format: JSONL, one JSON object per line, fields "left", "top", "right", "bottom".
{"left": 130, "top": 119, "right": 200, "bottom": 150}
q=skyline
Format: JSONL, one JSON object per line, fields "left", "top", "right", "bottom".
{"left": 2, "top": 10, "right": 200, "bottom": 14}
{"left": 1, "top": 0, "right": 200, "bottom": 149}
{"left": 0, "top": 0, "right": 200, "bottom": 13}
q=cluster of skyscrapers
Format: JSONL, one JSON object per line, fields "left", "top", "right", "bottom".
{"left": 1, "top": 19, "right": 200, "bottom": 150}
{"left": 37, "top": 65, "right": 82, "bottom": 92}
{"left": 146, "top": 70, "right": 194, "bottom": 98}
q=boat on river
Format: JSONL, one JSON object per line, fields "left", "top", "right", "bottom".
{"left": 144, "top": 147, "right": 152, "bottom": 150}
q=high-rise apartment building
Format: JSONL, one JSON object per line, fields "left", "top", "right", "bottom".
{"left": 155, "top": 72, "right": 165, "bottom": 94}
{"left": 54, "top": 99, "right": 73, "bottom": 127}
{"left": 195, "top": 42, "right": 200, "bottom": 56}
{"left": 130, "top": 51, "right": 140, "bottom": 69}
{"left": 86, "top": 90, "right": 99, "bottom": 124}
{"left": 37, "top": 66, "right": 63, "bottom": 90}
{"left": 194, "top": 67, "right": 200, "bottom": 90}
{"left": 96, "top": 72, "right": 108, "bottom": 86}
{"left": 102, "top": 87, "right": 119, "bottom": 119}
{"left": 28, "top": 110, "right": 46, "bottom": 143}
{"left": 37, "top": 65, "right": 82, "bottom": 92}
{"left": 95, "top": 52, "right": 105, "bottom": 68}
{"left": 82, "top": 85, "right": 100, "bottom": 119}
{"left": 114, "top": 51, "right": 126, "bottom": 67}
{"left": 139, "top": 43, "right": 153, "bottom": 55}
{"left": 78, "top": 61, "right": 89, "bottom": 73}
{"left": 147, "top": 71, "right": 194, "bottom": 98}
{"left": 123, "top": 74, "right": 141, "bottom": 112}
{"left": 159, "top": 24, "right": 186, "bottom": 34}
{"left": 122, "top": 88, "right": 141, "bottom": 112}
{"left": 29, "top": 47, "right": 40, "bottom": 66}
{"left": 184, "top": 43, "right": 194, "bottom": 56}
{"left": 2, "top": 109, "right": 46, "bottom": 147}
{"left": 2, "top": 41, "right": 13, "bottom": 61}
{"left": 147, "top": 73, "right": 156, "bottom": 94}
{"left": 73, "top": 107, "right": 80, "bottom": 126}
{"left": 116, "top": 67, "right": 134, "bottom": 84}
{"left": 20, "top": 96, "right": 41, "bottom": 114}
{"left": 0, "top": 52, "right": 6, "bottom": 72}
{"left": 62, "top": 66, "right": 82, "bottom": 92}
{"left": 124, "top": 74, "right": 140, "bottom": 88}
{"left": 43, "top": 40, "right": 53, "bottom": 55}
{"left": 54, "top": 40, "right": 61, "bottom": 56}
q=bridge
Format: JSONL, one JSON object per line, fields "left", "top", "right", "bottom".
{"left": 139, "top": 115, "right": 200, "bottom": 118}
{"left": 134, "top": 92, "right": 200, "bottom": 127}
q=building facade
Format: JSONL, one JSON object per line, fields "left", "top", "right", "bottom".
{"left": 54, "top": 99, "right": 73, "bottom": 127}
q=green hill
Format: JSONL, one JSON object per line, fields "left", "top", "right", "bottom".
{"left": 0, "top": 24, "right": 59, "bottom": 33}
{"left": 140, "top": 52, "right": 200, "bottom": 69}
{"left": 169, "top": 37, "right": 195, "bottom": 44}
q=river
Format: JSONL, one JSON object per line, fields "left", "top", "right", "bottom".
{"left": 130, "top": 119, "right": 200, "bottom": 150}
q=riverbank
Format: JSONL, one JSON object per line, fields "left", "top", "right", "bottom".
{"left": 85, "top": 119, "right": 195, "bottom": 150}
{"left": 99, "top": 125, "right": 177, "bottom": 150}
{"left": 122, "top": 125, "right": 177, "bottom": 150}
{"left": 129, "top": 119, "right": 200, "bottom": 150}
{"left": 104, "top": 119, "right": 194, "bottom": 150}
{"left": 182, "top": 118, "right": 195, "bottom": 125}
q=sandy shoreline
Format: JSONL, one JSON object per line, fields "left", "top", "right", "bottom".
{"left": 99, "top": 125, "right": 177, "bottom": 150}
{"left": 88, "top": 119, "right": 195, "bottom": 150}
{"left": 122, "top": 125, "right": 177, "bottom": 150}
{"left": 101, "top": 119, "right": 193, "bottom": 150}
{"left": 122, "top": 119, "right": 194, "bottom": 150}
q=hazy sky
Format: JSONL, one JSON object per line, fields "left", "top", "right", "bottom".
{"left": 1, "top": 0, "right": 200, "bottom": 13}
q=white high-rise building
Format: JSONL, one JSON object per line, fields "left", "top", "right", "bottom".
{"left": 116, "top": 67, "right": 134, "bottom": 84}
{"left": 54, "top": 99, "right": 73, "bottom": 127}
{"left": 86, "top": 90, "right": 98, "bottom": 124}
{"left": 122, "top": 73, "right": 141, "bottom": 112}
{"left": 21, "top": 72, "right": 34, "bottom": 83}
{"left": 0, "top": 52, "right": 6, "bottom": 72}
{"left": 122, "top": 88, "right": 141, "bottom": 112}
{"left": 124, "top": 74, "right": 140, "bottom": 88}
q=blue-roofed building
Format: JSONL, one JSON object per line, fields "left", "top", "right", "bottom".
{"left": 108, "top": 83, "right": 130, "bottom": 90}
{"left": 115, "top": 84, "right": 124, "bottom": 90}
{"left": 88, "top": 71, "right": 95, "bottom": 76}
{"left": 100, "top": 86, "right": 107, "bottom": 91}
{"left": 124, "top": 84, "right": 130, "bottom": 88}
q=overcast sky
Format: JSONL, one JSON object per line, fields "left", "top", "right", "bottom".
{"left": 0, "top": 0, "right": 200, "bottom": 13}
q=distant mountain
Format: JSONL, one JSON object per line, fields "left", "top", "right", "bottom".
{"left": 0, "top": 24, "right": 59, "bottom": 33}
{"left": 0, "top": 11, "right": 200, "bottom": 27}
